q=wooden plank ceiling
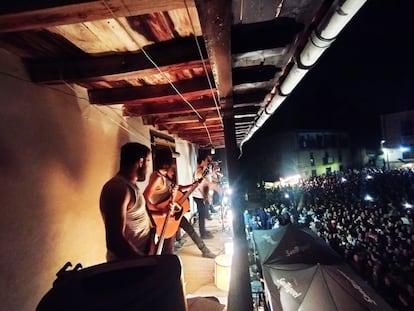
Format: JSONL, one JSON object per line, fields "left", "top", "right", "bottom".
{"left": 0, "top": 0, "right": 325, "bottom": 148}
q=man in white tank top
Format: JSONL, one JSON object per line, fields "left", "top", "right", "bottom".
{"left": 192, "top": 152, "right": 214, "bottom": 239}
{"left": 99, "top": 142, "right": 155, "bottom": 261}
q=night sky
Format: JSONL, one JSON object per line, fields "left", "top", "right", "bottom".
{"left": 240, "top": 0, "right": 414, "bottom": 181}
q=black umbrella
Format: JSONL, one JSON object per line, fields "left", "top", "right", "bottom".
{"left": 252, "top": 224, "right": 342, "bottom": 265}
{"left": 261, "top": 262, "right": 394, "bottom": 311}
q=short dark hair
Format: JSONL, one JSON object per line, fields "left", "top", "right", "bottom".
{"left": 197, "top": 150, "right": 211, "bottom": 164}
{"left": 120, "top": 142, "right": 150, "bottom": 168}
{"left": 154, "top": 148, "right": 173, "bottom": 171}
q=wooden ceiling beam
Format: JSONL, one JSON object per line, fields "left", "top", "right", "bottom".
{"left": 190, "top": 128, "right": 223, "bottom": 135}
{"left": 234, "top": 105, "right": 261, "bottom": 115}
{"left": 150, "top": 112, "right": 221, "bottom": 125}
{"left": 235, "top": 127, "right": 252, "bottom": 132}
{"left": 0, "top": 0, "right": 195, "bottom": 32}
{"left": 159, "top": 122, "right": 223, "bottom": 132}
{"left": 233, "top": 89, "right": 269, "bottom": 104}
{"left": 179, "top": 131, "right": 224, "bottom": 140}
{"left": 27, "top": 36, "right": 207, "bottom": 83}
{"left": 232, "top": 65, "right": 280, "bottom": 85}
{"left": 235, "top": 121, "right": 254, "bottom": 126}
{"left": 234, "top": 114, "right": 257, "bottom": 124}
{"left": 124, "top": 96, "right": 218, "bottom": 117}
{"left": 232, "top": 47, "right": 288, "bottom": 68}
{"left": 164, "top": 119, "right": 223, "bottom": 128}
{"left": 118, "top": 89, "right": 215, "bottom": 106}
{"left": 231, "top": 18, "right": 304, "bottom": 54}
{"left": 89, "top": 75, "right": 216, "bottom": 104}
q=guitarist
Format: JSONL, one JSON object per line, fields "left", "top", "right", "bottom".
{"left": 143, "top": 148, "right": 197, "bottom": 254}
{"left": 167, "top": 164, "right": 217, "bottom": 258}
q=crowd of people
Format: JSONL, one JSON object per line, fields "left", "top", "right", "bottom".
{"left": 245, "top": 167, "right": 414, "bottom": 310}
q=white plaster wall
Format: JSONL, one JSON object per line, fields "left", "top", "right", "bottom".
{"left": 175, "top": 141, "right": 199, "bottom": 213}
{"left": 0, "top": 49, "right": 177, "bottom": 311}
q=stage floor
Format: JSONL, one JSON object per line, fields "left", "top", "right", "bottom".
{"left": 176, "top": 210, "right": 233, "bottom": 307}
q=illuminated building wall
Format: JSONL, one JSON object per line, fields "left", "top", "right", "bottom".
{"left": 267, "top": 130, "right": 354, "bottom": 180}
{"left": 381, "top": 111, "right": 414, "bottom": 167}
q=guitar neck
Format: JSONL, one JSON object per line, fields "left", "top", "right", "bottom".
{"left": 173, "top": 166, "right": 208, "bottom": 205}
{"left": 176, "top": 181, "right": 199, "bottom": 205}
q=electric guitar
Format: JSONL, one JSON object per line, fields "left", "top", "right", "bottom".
{"left": 151, "top": 166, "right": 210, "bottom": 254}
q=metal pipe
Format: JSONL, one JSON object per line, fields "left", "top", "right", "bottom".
{"left": 240, "top": 0, "right": 368, "bottom": 150}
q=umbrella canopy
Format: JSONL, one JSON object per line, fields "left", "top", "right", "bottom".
{"left": 261, "top": 263, "right": 394, "bottom": 311}
{"left": 252, "top": 224, "right": 342, "bottom": 265}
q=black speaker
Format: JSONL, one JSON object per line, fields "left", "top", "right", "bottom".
{"left": 37, "top": 255, "right": 187, "bottom": 311}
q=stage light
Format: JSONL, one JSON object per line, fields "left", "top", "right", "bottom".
{"left": 364, "top": 194, "right": 374, "bottom": 202}
{"left": 403, "top": 202, "right": 413, "bottom": 209}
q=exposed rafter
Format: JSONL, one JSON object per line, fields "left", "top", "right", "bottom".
{"left": 0, "top": 0, "right": 334, "bottom": 153}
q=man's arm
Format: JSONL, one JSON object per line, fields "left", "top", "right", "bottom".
{"left": 178, "top": 181, "right": 199, "bottom": 193}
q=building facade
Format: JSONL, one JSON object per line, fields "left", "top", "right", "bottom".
{"left": 268, "top": 130, "right": 353, "bottom": 182}
{"left": 380, "top": 110, "right": 414, "bottom": 168}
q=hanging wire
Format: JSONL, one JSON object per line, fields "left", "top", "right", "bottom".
{"left": 0, "top": 69, "right": 150, "bottom": 142}
{"left": 57, "top": 66, "right": 148, "bottom": 140}
{"left": 101, "top": 0, "right": 218, "bottom": 147}
{"left": 61, "top": 80, "right": 143, "bottom": 137}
